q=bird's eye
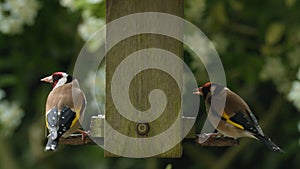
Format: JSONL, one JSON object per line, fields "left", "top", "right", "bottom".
{"left": 53, "top": 74, "right": 62, "bottom": 81}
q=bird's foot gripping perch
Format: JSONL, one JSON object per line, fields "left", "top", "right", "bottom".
{"left": 77, "top": 129, "right": 90, "bottom": 143}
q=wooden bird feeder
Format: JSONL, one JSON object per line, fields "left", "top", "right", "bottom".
{"left": 60, "top": 0, "right": 238, "bottom": 157}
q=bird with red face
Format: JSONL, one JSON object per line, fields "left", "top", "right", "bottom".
{"left": 41, "top": 72, "right": 86, "bottom": 151}
{"left": 193, "top": 82, "right": 282, "bottom": 152}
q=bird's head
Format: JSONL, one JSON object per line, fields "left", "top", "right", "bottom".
{"left": 193, "top": 82, "right": 226, "bottom": 98}
{"left": 41, "top": 72, "right": 73, "bottom": 89}
{"left": 193, "top": 82, "right": 212, "bottom": 97}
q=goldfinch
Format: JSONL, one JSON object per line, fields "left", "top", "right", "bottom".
{"left": 193, "top": 82, "right": 282, "bottom": 152}
{"left": 41, "top": 72, "right": 86, "bottom": 151}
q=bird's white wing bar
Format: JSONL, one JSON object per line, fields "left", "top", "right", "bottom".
{"left": 46, "top": 107, "right": 59, "bottom": 140}
{"left": 57, "top": 106, "right": 76, "bottom": 136}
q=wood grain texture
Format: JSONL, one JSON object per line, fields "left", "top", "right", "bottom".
{"left": 59, "top": 133, "right": 238, "bottom": 147}
{"left": 195, "top": 134, "right": 239, "bottom": 147}
{"left": 59, "top": 117, "right": 238, "bottom": 147}
{"left": 59, "top": 134, "right": 95, "bottom": 145}
{"left": 106, "top": 0, "right": 183, "bottom": 157}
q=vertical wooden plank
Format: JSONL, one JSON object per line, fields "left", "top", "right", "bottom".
{"left": 106, "top": 0, "right": 183, "bottom": 157}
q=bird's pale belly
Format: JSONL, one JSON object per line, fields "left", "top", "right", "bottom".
{"left": 217, "top": 121, "right": 255, "bottom": 139}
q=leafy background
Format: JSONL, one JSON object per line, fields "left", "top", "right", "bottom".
{"left": 0, "top": 0, "right": 300, "bottom": 169}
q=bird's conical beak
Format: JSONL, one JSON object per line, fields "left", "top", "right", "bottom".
{"left": 41, "top": 76, "right": 53, "bottom": 83}
{"left": 193, "top": 87, "right": 203, "bottom": 95}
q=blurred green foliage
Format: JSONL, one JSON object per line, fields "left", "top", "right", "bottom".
{"left": 0, "top": 0, "right": 300, "bottom": 169}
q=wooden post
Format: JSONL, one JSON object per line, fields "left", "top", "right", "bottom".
{"left": 105, "top": 0, "right": 183, "bottom": 157}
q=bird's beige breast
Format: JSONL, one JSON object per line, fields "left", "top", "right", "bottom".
{"left": 216, "top": 120, "right": 254, "bottom": 139}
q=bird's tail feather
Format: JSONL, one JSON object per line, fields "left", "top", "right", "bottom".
{"left": 44, "top": 137, "right": 58, "bottom": 152}
{"left": 255, "top": 134, "right": 283, "bottom": 152}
